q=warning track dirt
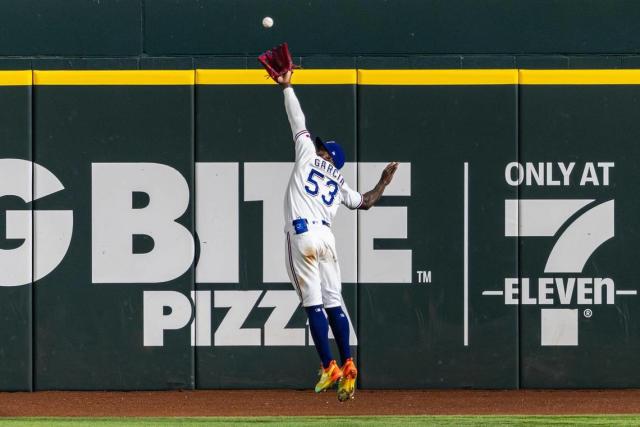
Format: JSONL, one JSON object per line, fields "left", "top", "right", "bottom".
{"left": 1, "top": 390, "right": 640, "bottom": 417}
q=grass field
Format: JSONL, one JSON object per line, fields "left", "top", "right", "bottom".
{"left": 0, "top": 416, "right": 638, "bottom": 426}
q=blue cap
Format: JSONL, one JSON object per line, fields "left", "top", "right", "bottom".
{"left": 315, "top": 137, "right": 346, "bottom": 169}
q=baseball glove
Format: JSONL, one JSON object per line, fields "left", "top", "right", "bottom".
{"left": 258, "top": 42, "right": 299, "bottom": 82}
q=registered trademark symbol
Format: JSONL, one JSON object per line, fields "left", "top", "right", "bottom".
{"left": 583, "top": 309, "right": 593, "bottom": 318}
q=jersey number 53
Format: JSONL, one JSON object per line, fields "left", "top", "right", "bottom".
{"left": 304, "top": 169, "right": 338, "bottom": 206}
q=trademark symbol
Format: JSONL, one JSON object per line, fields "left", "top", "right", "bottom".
{"left": 583, "top": 309, "right": 593, "bottom": 318}
{"left": 417, "top": 270, "right": 432, "bottom": 284}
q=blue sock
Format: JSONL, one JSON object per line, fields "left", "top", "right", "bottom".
{"left": 325, "top": 306, "right": 351, "bottom": 365}
{"left": 305, "top": 305, "right": 333, "bottom": 369}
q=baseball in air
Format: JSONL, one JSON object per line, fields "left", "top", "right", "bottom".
{"left": 262, "top": 17, "right": 274, "bottom": 28}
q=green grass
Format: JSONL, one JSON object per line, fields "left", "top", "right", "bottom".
{"left": 0, "top": 416, "right": 639, "bottom": 426}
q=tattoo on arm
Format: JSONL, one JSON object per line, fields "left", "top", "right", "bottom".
{"left": 358, "top": 162, "right": 399, "bottom": 210}
{"left": 360, "top": 181, "right": 386, "bottom": 210}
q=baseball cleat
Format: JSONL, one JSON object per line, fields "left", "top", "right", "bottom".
{"left": 315, "top": 360, "right": 342, "bottom": 393}
{"left": 337, "top": 357, "right": 358, "bottom": 402}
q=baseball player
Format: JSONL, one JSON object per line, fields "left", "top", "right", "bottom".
{"left": 277, "top": 70, "right": 398, "bottom": 401}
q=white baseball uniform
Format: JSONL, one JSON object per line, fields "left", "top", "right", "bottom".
{"left": 282, "top": 87, "right": 362, "bottom": 308}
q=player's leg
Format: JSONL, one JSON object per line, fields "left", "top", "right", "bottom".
{"left": 323, "top": 297, "right": 351, "bottom": 365}
{"left": 324, "top": 299, "right": 357, "bottom": 402}
{"left": 318, "top": 230, "right": 352, "bottom": 364}
{"left": 285, "top": 231, "right": 328, "bottom": 363}
{"left": 318, "top": 230, "right": 358, "bottom": 401}
{"left": 284, "top": 232, "right": 341, "bottom": 392}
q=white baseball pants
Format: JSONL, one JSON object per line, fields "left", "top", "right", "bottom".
{"left": 284, "top": 225, "right": 342, "bottom": 308}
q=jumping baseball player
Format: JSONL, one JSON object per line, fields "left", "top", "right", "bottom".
{"left": 276, "top": 69, "right": 398, "bottom": 401}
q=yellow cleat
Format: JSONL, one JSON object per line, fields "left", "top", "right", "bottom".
{"left": 315, "top": 360, "right": 342, "bottom": 393}
{"left": 337, "top": 358, "right": 358, "bottom": 402}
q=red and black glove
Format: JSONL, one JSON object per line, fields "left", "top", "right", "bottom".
{"left": 258, "top": 42, "right": 299, "bottom": 82}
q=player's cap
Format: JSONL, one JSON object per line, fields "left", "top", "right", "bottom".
{"left": 315, "top": 137, "right": 345, "bottom": 169}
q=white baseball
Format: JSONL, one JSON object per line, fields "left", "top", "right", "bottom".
{"left": 262, "top": 16, "right": 274, "bottom": 28}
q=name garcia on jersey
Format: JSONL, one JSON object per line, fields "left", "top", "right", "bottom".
{"left": 312, "top": 158, "right": 345, "bottom": 186}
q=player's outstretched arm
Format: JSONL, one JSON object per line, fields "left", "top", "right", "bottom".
{"left": 279, "top": 71, "right": 307, "bottom": 141}
{"left": 359, "top": 162, "right": 399, "bottom": 210}
{"left": 277, "top": 70, "right": 292, "bottom": 87}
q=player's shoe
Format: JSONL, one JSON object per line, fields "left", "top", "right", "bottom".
{"left": 314, "top": 360, "right": 342, "bottom": 393}
{"left": 337, "top": 357, "right": 358, "bottom": 402}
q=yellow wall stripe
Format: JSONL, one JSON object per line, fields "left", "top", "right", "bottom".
{"left": 196, "top": 69, "right": 357, "bottom": 85}
{"left": 358, "top": 69, "right": 519, "bottom": 85}
{"left": 519, "top": 69, "right": 640, "bottom": 85}
{"left": 34, "top": 70, "right": 194, "bottom": 86}
{"left": 11, "top": 69, "right": 640, "bottom": 86}
{"left": 0, "top": 71, "right": 32, "bottom": 86}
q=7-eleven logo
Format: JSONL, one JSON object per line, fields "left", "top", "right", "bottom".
{"left": 483, "top": 199, "right": 637, "bottom": 346}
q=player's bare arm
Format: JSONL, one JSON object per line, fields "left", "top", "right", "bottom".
{"left": 277, "top": 70, "right": 292, "bottom": 88}
{"left": 359, "top": 162, "right": 399, "bottom": 210}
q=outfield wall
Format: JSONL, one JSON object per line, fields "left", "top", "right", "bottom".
{"left": 0, "top": 0, "right": 639, "bottom": 56}
{"left": 0, "top": 67, "right": 637, "bottom": 390}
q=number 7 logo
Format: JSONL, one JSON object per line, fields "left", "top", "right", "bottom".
{"left": 505, "top": 199, "right": 615, "bottom": 273}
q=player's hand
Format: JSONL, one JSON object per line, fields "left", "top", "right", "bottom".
{"left": 381, "top": 162, "right": 399, "bottom": 186}
{"left": 277, "top": 70, "right": 292, "bottom": 86}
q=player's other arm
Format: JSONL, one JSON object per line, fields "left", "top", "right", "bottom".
{"left": 278, "top": 71, "right": 308, "bottom": 142}
{"left": 359, "top": 162, "right": 399, "bottom": 210}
